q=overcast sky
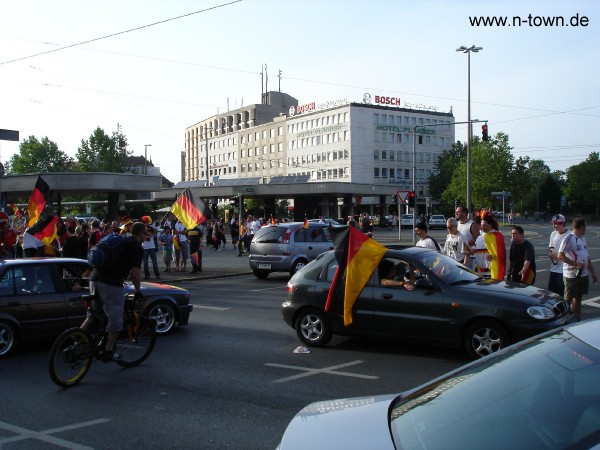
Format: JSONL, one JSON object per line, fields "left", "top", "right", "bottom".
{"left": 1, "top": 0, "right": 598, "bottom": 183}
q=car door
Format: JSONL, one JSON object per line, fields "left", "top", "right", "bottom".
{"left": 57, "top": 262, "right": 90, "bottom": 326}
{"left": 368, "top": 257, "right": 448, "bottom": 341}
{"left": 0, "top": 264, "right": 70, "bottom": 340}
{"left": 305, "top": 225, "right": 334, "bottom": 261}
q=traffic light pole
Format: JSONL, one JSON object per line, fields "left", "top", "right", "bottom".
{"left": 411, "top": 119, "right": 485, "bottom": 244}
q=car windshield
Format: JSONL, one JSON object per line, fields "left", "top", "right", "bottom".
{"left": 389, "top": 326, "right": 600, "bottom": 449}
{"left": 415, "top": 251, "right": 480, "bottom": 285}
{"left": 253, "top": 226, "right": 287, "bottom": 243}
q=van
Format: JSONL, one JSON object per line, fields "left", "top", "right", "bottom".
{"left": 249, "top": 222, "right": 334, "bottom": 278}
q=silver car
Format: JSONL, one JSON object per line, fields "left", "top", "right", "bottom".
{"left": 249, "top": 222, "right": 334, "bottom": 279}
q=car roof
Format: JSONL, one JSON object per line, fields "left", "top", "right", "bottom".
{"left": 0, "top": 257, "right": 90, "bottom": 267}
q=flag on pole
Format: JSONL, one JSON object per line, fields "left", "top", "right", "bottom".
{"left": 26, "top": 176, "right": 50, "bottom": 227}
{"left": 270, "top": 214, "right": 277, "bottom": 225}
{"left": 324, "top": 226, "right": 387, "bottom": 325}
{"left": 303, "top": 215, "right": 309, "bottom": 229}
{"left": 170, "top": 188, "right": 211, "bottom": 229}
{"left": 484, "top": 230, "right": 506, "bottom": 280}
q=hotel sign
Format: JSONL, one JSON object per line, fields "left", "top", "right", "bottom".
{"left": 376, "top": 124, "right": 436, "bottom": 135}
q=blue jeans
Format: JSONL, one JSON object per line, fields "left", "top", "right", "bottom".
{"left": 143, "top": 248, "right": 160, "bottom": 278}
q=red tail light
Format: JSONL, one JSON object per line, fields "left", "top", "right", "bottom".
{"left": 283, "top": 229, "right": 291, "bottom": 244}
{"left": 287, "top": 282, "right": 294, "bottom": 293}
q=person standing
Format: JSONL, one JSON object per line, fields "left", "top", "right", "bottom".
{"left": 414, "top": 222, "right": 441, "bottom": 252}
{"left": 60, "top": 226, "right": 80, "bottom": 258}
{"left": 159, "top": 226, "right": 174, "bottom": 272}
{"left": 230, "top": 217, "right": 240, "bottom": 251}
{"left": 188, "top": 225, "right": 203, "bottom": 274}
{"left": 558, "top": 218, "right": 598, "bottom": 320}
{"left": 548, "top": 214, "right": 568, "bottom": 295}
{"left": 173, "top": 219, "right": 189, "bottom": 271}
{"left": 473, "top": 219, "right": 491, "bottom": 278}
{"left": 142, "top": 225, "right": 160, "bottom": 280}
{"left": 443, "top": 218, "right": 470, "bottom": 265}
{"left": 455, "top": 205, "right": 480, "bottom": 269}
{"left": 507, "top": 226, "right": 536, "bottom": 284}
{"left": 0, "top": 212, "right": 18, "bottom": 259}
{"left": 480, "top": 211, "right": 506, "bottom": 281}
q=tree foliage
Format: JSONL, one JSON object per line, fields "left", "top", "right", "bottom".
{"left": 75, "top": 125, "right": 130, "bottom": 172}
{"left": 8, "top": 136, "right": 74, "bottom": 174}
{"left": 565, "top": 152, "right": 600, "bottom": 216}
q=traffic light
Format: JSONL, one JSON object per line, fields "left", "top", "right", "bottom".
{"left": 482, "top": 124, "right": 489, "bottom": 141}
{"left": 407, "top": 191, "right": 415, "bottom": 208}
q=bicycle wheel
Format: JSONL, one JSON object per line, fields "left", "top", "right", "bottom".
{"left": 49, "top": 328, "right": 93, "bottom": 388}
{"left": 116, "top": 316, "right": 156, "bottom": 367}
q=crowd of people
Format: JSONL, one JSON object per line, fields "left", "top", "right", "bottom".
{"left": 410, "top": 206, "right": 597, "bottom": 321}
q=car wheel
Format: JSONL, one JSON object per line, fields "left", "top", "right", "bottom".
{"left": 295, "top": 308, "right": 332, "bottom": 347}
{"left": 0, "top": 321, "right": 16, "bottom": 357}
{"left": 464, "top": 320, "right": 511, "bottom": 359}
{"left": 290, "top": 259, "right": 308, "bottom": 276}
{"left": 253, "top": 269, "right": 269, "bottom": 279}
{"left": 145, "top": 301, "right": 177, "bottom": 334}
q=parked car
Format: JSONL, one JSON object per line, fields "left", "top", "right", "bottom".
{"left": 277, "top": 319, "right": 600, "bottom": 450}
{"left": 399, "top": 214, "right": 413, "bottom": 228}
{"left": 249, "top": 222, "right": 335, "bottom": 279}
{"left": 307, "top": 218, "right": 341, "bottom": 227}
{"left": 427, "top": 214, "right": 446, "bottom": 230}
{"left": 281, "top": 247, "right": 574, "bottom": 358}
{"left": 0, "top": 258, "right": 192, "bottom": 356}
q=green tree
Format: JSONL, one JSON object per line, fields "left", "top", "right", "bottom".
{"left": 428, "top": 141, "right": 466, "bottom": 213}
{"left": 565, "top": 152, "right": 600, "bottom": 215}
{"left": 8, "top": 135, "right": 74, "bottom": 174}
{"left": 76, "top": 125, "right": 130, "bottom": 172}
{"left": 442, "top": 133, "right": 514, "bottom": 210}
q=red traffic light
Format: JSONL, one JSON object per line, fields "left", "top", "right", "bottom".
{"left": 482, "top": 124, "right": 489, "bottom": 141}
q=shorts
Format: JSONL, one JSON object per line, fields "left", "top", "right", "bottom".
{"left": 90, "top": 280, "right": 124, "bottom": 332}
{"left": 564, "top": 276, "right": 589, "bottom": 301}
{"left": 178, "top": 240, "right": 190, "bottom": 260}
{"left": 547, "top": 271, "right": 565, "bottom": 296}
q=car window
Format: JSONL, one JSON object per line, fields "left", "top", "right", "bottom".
{"left": 325, "top": 259, "right": 339, "bottom": 281}
{"left": 0, "top": 269, "right": 15, "bottom": 296}
{"left": 16, "top": 266, "right": 56, "bottom": 295}
{"left": 308, "top": 226, "right": 325, "bottom": 243}
{"left": 375, "top": 257, "right": 411, "bottom": 286}
{"left": 293, "top": 228, "right": 305, "bottom": 243}
{"left": 60, "top": 263, "right": 91, "bottom": 291}
{"left": 417, "top": 252, "right": 479, "bottom": 284}
{"left": 253, "top": 226, "right": 286, "bottom": 243}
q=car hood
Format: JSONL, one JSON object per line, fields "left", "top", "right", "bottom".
{"left": 457, "top": 279, "right": 564, "bottom": 305}
{"left": 277, "top": 395, "right": 396, "bottom": 450}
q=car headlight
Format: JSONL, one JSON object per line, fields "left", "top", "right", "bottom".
{"left": 527, "top": 306, "right": 555, "bottom": 320}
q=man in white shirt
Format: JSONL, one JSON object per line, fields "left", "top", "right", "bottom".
{"left": 414, "top": 222, "right": 441, "bottom": 252}
{"left": 456, "top": 205, "right": 479, "bottom": 269}
{"left": 443, "top": 218, "right": 470, "bottom": 265}
{"left": 548, "top": 214, "right": 568, "bottom": 295}
{"left": 174, "top": 219, "right": 189, "bottom": 272}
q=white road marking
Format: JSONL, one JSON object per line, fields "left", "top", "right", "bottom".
{"left": 266, "top": 360, "right": 378, "bottom": 383}
{"left": 194, "top": 305, "right": 230, "bottom": 311}
{"left": 250, "top": 285, "right": 287, "bottom": 292}
{"left": 0, "top": 418, "right": 109, "bottom": 449}
{"left": 583, "top": 296, "right": 600, "bottom": 308}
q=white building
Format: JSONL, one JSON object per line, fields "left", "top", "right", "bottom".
{"left": 184, "top": 91, "right": 454, "bottom": 203}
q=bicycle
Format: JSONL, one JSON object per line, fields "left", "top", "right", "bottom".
{"left": 49, "top": 294, "right": 156, "bottom": 388}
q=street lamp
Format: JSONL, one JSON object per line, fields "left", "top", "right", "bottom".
{"left": 456, "top": 44, "right": 482, "bottom": 215}
{"left": 144, "top": 144, "right": 152, "bottom": 175}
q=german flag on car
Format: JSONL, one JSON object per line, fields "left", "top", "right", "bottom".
{"left": 325, "top": 226, "right": 387, "bottom": 325}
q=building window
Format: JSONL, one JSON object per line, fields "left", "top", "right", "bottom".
{"left": 374, "top": 168, "right": 380, "bottom": 178}
{"left": 381, "top": 150, "right": 387, "bottom": 160}
{"left": 382, "top": 168, "right": 388, "bottom": 177}
{"left": 389, "top": 151, "right": 395, "bottom": 161}
{"left": 390, "top": 168, "right": 395, "bottom": 178}
{"left": 374, "top": 150, "right": 380, "bottom": 160}
{"left": 418, "top": 135, "right": 423, "bottom": 145}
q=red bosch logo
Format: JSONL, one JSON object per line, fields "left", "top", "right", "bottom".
{"left": 374, "top": 95, "right": 401, "bottom": 106}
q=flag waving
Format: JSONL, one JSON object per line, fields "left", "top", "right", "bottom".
{"left": 26, "top": 176, "right": 50, "bottom": 227}
{"left": 170, "top": 188, "right": 211, "bottom": 229}
{"left": 325, "top": 226, "right": 387, "bottom": 325}
{"left": 27, "top": 215, "right": 59, "bottom": 246}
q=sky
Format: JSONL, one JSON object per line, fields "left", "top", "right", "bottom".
{"left": 1, "top": 0, "right": 599, "bottom": 184}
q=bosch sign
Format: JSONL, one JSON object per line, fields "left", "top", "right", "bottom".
{"left": 363, "top": 93, "right": 401, "bottom": 107}
{"left": 289, "top": 102, "right": 316, "bottom": 116}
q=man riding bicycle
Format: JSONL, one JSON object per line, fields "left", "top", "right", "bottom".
{"left": 81, "top": 221, "right": 146, "bottom": 362}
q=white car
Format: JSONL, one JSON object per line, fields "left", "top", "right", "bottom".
{"left": 428, "top": 214, "right": 447, "bottom": 230}
{"left": 399, "top": 214, "right": 413, "bottom": 228}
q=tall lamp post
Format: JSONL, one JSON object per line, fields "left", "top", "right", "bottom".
{"left": 456, "top": 45, "right": 482, "bottom": 215}
{"left": 144, "top": 144, "right": 152, "bottom": 175}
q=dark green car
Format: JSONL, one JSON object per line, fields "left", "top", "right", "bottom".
{"left": 282, "top": 247, "right": 575, "bottom": 358}
{"left": 0, "top": 258, "right": 192, "bottom": 357}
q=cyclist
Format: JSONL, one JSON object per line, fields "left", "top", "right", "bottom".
{"left": 81, "top": 221, "right": 146, "bottom": 362}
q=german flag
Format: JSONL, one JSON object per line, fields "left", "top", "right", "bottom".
{"left": 170, "top": 188, "right": 211, "bottom": 230}
{"left": 484, "top": 230, "right": 506, "bottom": 280}
{"left": 27, "top": 215, "right": 59, "bottom": 246}
{"left": 324, "top": 226, "right": 387, "bottom": 325}
{"left": 26, "top": 176, "right": 50, "bottom": 227}
{"left": 521, "top": 264, "right": 535, "bottom": 285}
{"left": 270, "top": 214, "right": 277, "bottom": 225}
{"left": 303, "top": 215, "right": 308, "bottom": 229}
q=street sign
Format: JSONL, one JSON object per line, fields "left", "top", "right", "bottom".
{"left": 396, "top": 190, "right": 410, "bottom": 203}
{"left": 491, "top": 191, "right": 511, "bottom": 197}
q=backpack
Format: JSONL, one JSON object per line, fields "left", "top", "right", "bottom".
{"left": 87, "top": 234, "right": 130, "bottom": 271}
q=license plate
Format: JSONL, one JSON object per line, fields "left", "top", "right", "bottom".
{"left": 258, "top": 263, "right": 271, "bottom": 269}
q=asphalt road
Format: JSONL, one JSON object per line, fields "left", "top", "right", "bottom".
{"left": 1, "top": 221, "right": 599, "bottom": 449}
